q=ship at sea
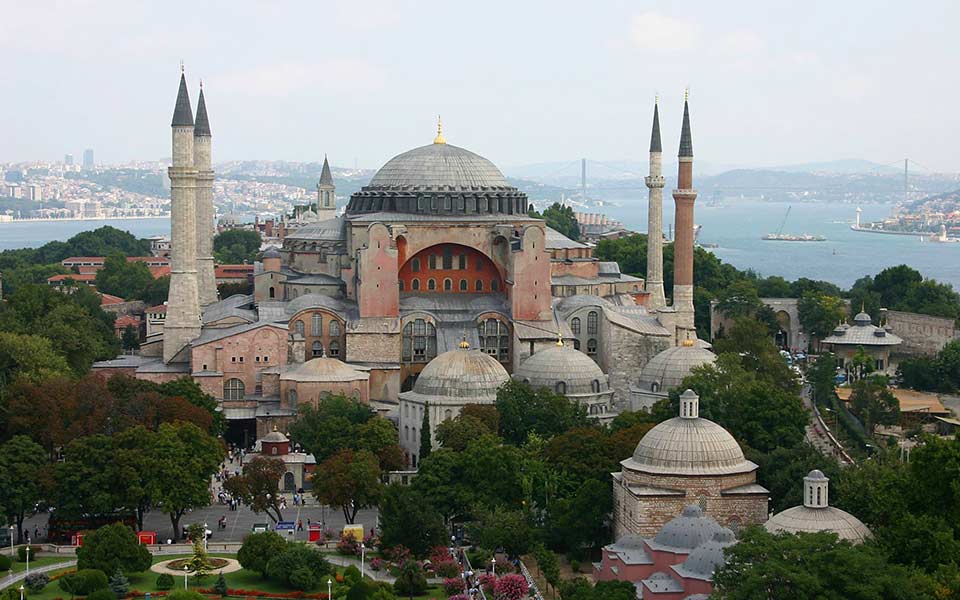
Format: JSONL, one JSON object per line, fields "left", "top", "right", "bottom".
{"left": 761, "top": 206, "right": 827, "bottom": 242}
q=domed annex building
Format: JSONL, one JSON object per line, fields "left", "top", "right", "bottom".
{"left": 614, "top": 390, "right": 768, "bottom": 539}
{"left": 398, "top": 341, "right": 509, "bottom": 464}
{"left": 95, "top": 74, "right": 719, "bottom": 459}
{"left": 595, "top": 505, "right": 736, "bottom": 599}
{"left": 514, "top": 338, "right": 616, "bottom": 421}
{"left": 821, "top": 310, "right": 902, "bottom": 378}
{"left": 765, "top": 470, "right": 872, "bottom": 544}
{"left": 629, "top": 339, "right": 716, "bottom": 411}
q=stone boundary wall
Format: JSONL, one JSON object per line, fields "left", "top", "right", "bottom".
{"left": 884, "top": 309, "right": 957, "bottom": 357}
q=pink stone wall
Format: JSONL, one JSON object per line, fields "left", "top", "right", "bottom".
{"left": 357, "top": 223, "right": 399, "bottom": 317}
{"left": 191, "top": 325, "right": 288, "bottom": 399}
{"left": 509, "top": 226, "right": 552, "bottom": 320}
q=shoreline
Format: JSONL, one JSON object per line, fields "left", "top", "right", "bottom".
{"left": 0, "top": 215, "right": 169, "bottom": 224}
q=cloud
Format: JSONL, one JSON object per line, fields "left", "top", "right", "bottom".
{"left": 627, "top": 12, "right": 701, "bottom": 52}
{"left": 717, "top": 30, "right": 765, "bottom": 55}
{"left": 210, "top": 60, "right": 385, "bottom": 97}
{"left": 333, "top": 0, "right": 401, "bottom": 31}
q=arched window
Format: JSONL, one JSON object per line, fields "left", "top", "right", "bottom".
{"left": 224, "top": 378, "right": 245, "bottom": 400}
{"left": 411, "top": 258, "right": 420, "bottom": 272}
{"left": 459, "top": 279, "right": 468, "bottom": 291}
{"left": 412, "top": 278, "right": 420, "bottom": 291}
{"left": 288, "top": 389, "right": 298, "bottom": 408}
{"left": 459, "top": 255, "right": 467, "bottom": 269}
{"left": 329, "top": 340, "right": 340, "bottom": 357}
{"left": 429, "top": 255, "right": 437, "bottom": 270}
{"left": 571, "top": 317, "right": 581, "bottom": 335}
{"left": 555, "top": 381, "right": 566, "bottom": 394}
{"left": 294, "top": 320, "right": 304, "bottom": 336}
{"left": 587, "top": 338, "right": 597, "bottom": 356}
{"left": 398, "top": 280, "right": 404, "bottom": 291}
{"left": 269, "top": 287, "right": 275, "bottom": 299}
{"left": 475, "top": 280, "right": 483, "bottom": 292}
{"left": 444, "top": 278, "right": 452, "bottom": 291}
{"left": 312, "top": 341, "right": 323, "bottom": 357}
{"left": 587, "top": 311, "right": 598, "bottom": 334}
{"left": 573, "top": 339, "right": 581, "bottom": 350}
{"left": 651, "top": 382, "right": 660, "bottom": 393}
{"left": 478, "top": 318, "right": 510, "bottom": 362}
{"left": 404, "top": 425, "right": 409, "bottom": 441}
{"left": 444, "top": 409, "right": 453, "bottom": 421}
{"left": 312, "top": 314, "right": 322, "bottom": 336}
{"left": 591, "top": 380, "right": 601, "bottom": 393}
{"left": 403, "top": 319, "right": 437, "bottom": 363}
{"left": 428, "top": 278, "right": 436, "bottom": 291}
{"left": 491, "top": 279, "right": 500, "bottom": 292}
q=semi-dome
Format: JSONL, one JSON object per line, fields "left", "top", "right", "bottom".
{"left": 346, "top": 127, "right": 529, "bottom": 216}
{"left": 280, "top": 357, "right": 368, "bottom": 383}
{"left": 408, "top": 345, "right": 510, "bottom": 404}
{"left": 513, "top": 342, "right": 608, "bottom": 395}
{"left": 765, "top": 469, "right": 872, "bottom": 543}
{"left": 652, "top": 505, "right": 723, "bottom": 551}
{"left": 637, "top": 340, "right": 716, "bottom": 394}
{"left": 626, "top": 390, "right": 755, "bottom": 476}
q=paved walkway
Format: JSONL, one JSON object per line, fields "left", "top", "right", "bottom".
{"left": 2, "top": 559, "right": 76, "bottom": 590}
{"left": 802, "top": 385, "right": 855, "bottom": 465}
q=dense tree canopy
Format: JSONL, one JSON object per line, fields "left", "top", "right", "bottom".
{"left": 0, "top": 435, "right": 48, "bottom": 543}
{"left": 496, "top": 380, "right": 589, "bottom": 445}
{"left": 529, "top": 203, "right": 581, "bottom": 241}
{"left": 213, "top": 229, "right": 262, "bottom": 264}
{"left": 76, "top": 523, "right": 152, "bottom": 575}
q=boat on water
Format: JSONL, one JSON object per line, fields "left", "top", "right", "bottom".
{"left": 762, "top": 206, "right": 826, "bottom": 242}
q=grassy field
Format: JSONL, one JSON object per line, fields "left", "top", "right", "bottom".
{"left": 3, "top": 557, "right": 70, "bottom": 575}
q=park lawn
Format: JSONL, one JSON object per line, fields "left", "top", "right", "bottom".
{"left": 4, "top": 557, "right": 72, "bottom": 575}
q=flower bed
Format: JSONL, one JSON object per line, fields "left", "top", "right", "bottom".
{"left": 165, "top": 558, "right": 231, "bottom": 570}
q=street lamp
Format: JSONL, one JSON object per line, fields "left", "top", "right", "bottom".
{"left": 183, "top": 564, "right": 189, "bottom": 589}
{"left": 203, "top": 523, "right": 208, "bottom": 552}
{"left": 327, "top": 578, "right": 332, "bottom": 600}
{"left": 8, "top": 526, "right": 13, "bottom": 566}
{"left": 490, "top": 558, "right": 496, "bottom": 577}
{"left": 19, "top": 584, "right": 24, "bottom": 600}
{"left": 24, "top": 545, "right": 29, "bottom": 575}
{"left": 360, "top": 543, "right": 365, "bottom": 579}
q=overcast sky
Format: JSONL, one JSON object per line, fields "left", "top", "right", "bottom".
{"left": 2, "top": 0, "right": 956, "bottom": 172}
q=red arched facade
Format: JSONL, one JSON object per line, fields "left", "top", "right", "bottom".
{"left": 398, "top": 244, "right": 504, "bottom": 294}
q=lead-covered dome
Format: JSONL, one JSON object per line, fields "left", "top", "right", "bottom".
{"left": 637, "top": 340, "right": 716, "bottom": 394}
{"left": 347, "top": 134, "right": 529, "bottom": 216}
{"left": 280, "top": 357, "right": 368, "bottom": 383}
{"left": 407, "top": 346, "right": 510, "bottom": 405}
{"left": 652, "top": 505, "right": 723, "bottom": 551}
{"left": 625, "top": 390, "right": 755, "bottom": 476}
{"left": 514, "top": 343, "right": 609, "bottom": 395}
{"left": 765, "top": 469, "right": 872, "bottom": 543}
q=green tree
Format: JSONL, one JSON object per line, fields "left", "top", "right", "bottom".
{"left": 147, "top": 422, "right": 224, "bottom": 541}
{"left": 434, "top": 414, "right": 491, "bottom": 451}
{"left": 121, "top": 325, "right": 140, "bottom": 351}
{"left": 237, "top": 531, "right": 288, "bottom": 577}
{"left": 749, "top": 444, "right": 841, "bottom": 514}
{"left": 558, "top": 580, "right": 636, "bottom": 600}
{"left": 0, "top": 435, "right": 48, "bottom": 543}
{"left": 461, "top": 404, "right": 500, "bottom": 433}
{"left": 312, "top": 449, "right": 382, "bottom": 524}
{"left": 265, "top": 544, "right": 332, "bottom": 590}
{"left": 418, "top": 403, "right": 432, "bottom": 461}
{"left": 94, "top": 253, "right": 154, "bottom": 301}
{"left": 532, "top": 545, "right": 560, "bottom": 597}
{"left": 849, "top": 376, "right": 899, "bottom": 433}
{"left": 897, "top": 356, "right": 940, "bottom": 392}
{"left": 223, "top": 456, "right": 287, "bottom": 523}
{"left": 543, "top": 478, "right": 613, "bottom": 555}
{"left": 393, "top": 561, "right": 427, "bottom": 600}
{"left": 377, "top": 484, "right": 447, "bottom": 557}
{"left": 808, "top": 352, "right": 839, "bottom": 405}
{"left": 213, "top": 573, "right": 228, "bottom": 597}
{"left": 469, "top": 506, "right": 538, "bottom": 556}
{"left": 713, "top": 317, "right": 799, "bottom": 392}
{"left": 714, "top": 528, "right": 936, "bottom": 600}
{"left": 108, "top": 568, "right": 131, "bottom": 598}
{"left": 356, "top": 418, "right": 406, "bottom": 470}
{"left": 716, "top": 279, "right": 763, "bottom": 318}
{"left": 938, "top": 340, "right": 960, "bottom": 393}
{"left": 0, "top": 331, "right": 70, "bottom": 391}
{"left": 289, "top": 394, "right": 374, "bottom": 463}
{"left": 537, "top": 203, "right": 581, "bottom": 241}
{"left": 77, "top": 523, "right": 153, "bottom": 574}
{"left": 757, "top": 275, "right": 793, "bottom": 298}
{"left": 496, "top": 380, "right": 588, "bottom": 445}
{"left": 798, "top": 292, "right": 848, "bottom": 348}
{"left": 213, "top": 230, "right": 262, "bottom": 264}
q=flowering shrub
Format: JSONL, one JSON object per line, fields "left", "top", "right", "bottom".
{"left": 495, "top": 557, "right": 512, "bottom": 574}
{"left": 386, "top": 545, "right": 411, "bottom": 564}
{"left": 336, "top": 533, "right": 360, "bottom": 556}
{"left": 443, "top": 578, "right": 465, "bottom": 595}
{"left": 479, "top": 574, "right": 497, "bottom": 594}
{"left": 448, "top": 595, "right": 471, "bottom": 600}
{"left": 370, "top": 557, "right": 384, "bottom": 572}
{"left": 493, "top": 574, "right": 528, "bottom": 600}
{"left": 429, "top": 546, "right": 460, "bottom": 578}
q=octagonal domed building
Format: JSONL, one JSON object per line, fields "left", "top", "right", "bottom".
{"left": 613, "top": 390, "right": 768, "bottom": 538}
{"left": 398, "top": 341, "right": 510, "bottom": 466}
{"left": 513, "top": 340, "right": 615, "bottom": 421}
{"left": 629, "top": 339, "right": 716, "bottom": 411}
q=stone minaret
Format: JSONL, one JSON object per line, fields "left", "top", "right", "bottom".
{"left": 194, "top": 85, "right": 217, "bottom": 307}
{"left": 163, "top": 71, "right": 202, "bottom": 363}
{"left": 671, "top": 91, "right": 698, "bottom": 338}
{"left": 316, "top": 155, "right": 336, "bottom": 217}
{"left": 644, "top": 99, "right": 666, "bottom": 310}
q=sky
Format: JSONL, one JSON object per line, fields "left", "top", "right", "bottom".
{"left": 2, "top": 0, "right": 957, "bottom": 172}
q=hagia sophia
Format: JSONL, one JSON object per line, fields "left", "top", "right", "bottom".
{"left": 91, "top": 72, "right": 875, "bottom": 595}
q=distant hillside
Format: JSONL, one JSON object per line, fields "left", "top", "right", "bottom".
{"left": 759, "top": 159, "right": 901, "bottom": 175}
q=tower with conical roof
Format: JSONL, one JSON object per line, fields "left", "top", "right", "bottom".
{"left": 194, "top": 84, "right": 217, "bottom": 307}
{"left": 316, "top": 155, "right": 336, "bottom": 216}
{"left": 645, "top": 99, "right": 667, "bottom": 310}
{"left": 672, "top": 91, "right": 697, "bottom": 337}
{"left": 163, "top": 69, "right": 202, "bottom": 363}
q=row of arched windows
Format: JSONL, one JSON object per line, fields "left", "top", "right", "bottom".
{"left": 401, "top": 278, "right": 500, "bottom": 292}
{"left": 294, "top": 317, "right": 341, "bottom": 337}
{"left": 311, "top": 340, "right": 341, "bottom": 357}
{"left": 478, "top": 318, "right": 510, "bottom": 362}
{"left": 570, "top": 311, "right": 599, "bottom": 335}
{"left": 402, "top": 319, "right": 438, "bottom": 363}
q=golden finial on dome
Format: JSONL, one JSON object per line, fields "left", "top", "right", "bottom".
{"left": 684, "top": 87, "right": 689, "bottom": 102}
{"left": 681, "top": 338, "right": 695, "bottom": 347}
{"left": 434, "top": 115, "right": 446, "bottom": 144}
{"left": 458, "top": 336, "right": 469, "bottom": 349}
{"left": 556, "top": 327, "right": 564, "bottom": 347}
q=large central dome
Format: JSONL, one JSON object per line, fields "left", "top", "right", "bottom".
{"left": 346, "top": 132, "right": 528, "bottom": 216}
{"left": 368, "top": 143, "right": 511, "bottom": 190}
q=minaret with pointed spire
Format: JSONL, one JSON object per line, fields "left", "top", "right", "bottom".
{"left": 672, "top": 90, "right": 698, "bottom": 338}
{"left": 644, "top": 98, "right": 667, "bottom": 310}
{"left": 316, "top": 155, "right": 336, "bottom": 216}
{"left": 164, "top": 67, "right": 202, "bottom": 362}
{"left": 194, "top": 83, "right": 217, "bottom": 307}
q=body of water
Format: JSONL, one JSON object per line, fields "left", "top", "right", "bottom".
{"left": 2, "top": 204, "right": 959, "bottom": 291}
{"left": 599, "top": 197, "right": 960, "bottom": 290}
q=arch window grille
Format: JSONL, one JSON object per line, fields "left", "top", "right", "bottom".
{"left": 329, "top": 320, "right": 341, "bottom": 337}
{"left": 329, "top": 340, "right": 340, "bottom": 357}
{"left": 459, "top": 279, "right": 468, "bottom": 291}
{"left": 587, "top": 311, "right": 598, "bottom": 334}
{"left": 591, "top": 380, "right": 601, "bottom": 393}
{"left": 312, "top": 314, "right": 322, "bottom": 336}
{"left": 459, "top": 254, "right": 467, "bottom": 269}
{"left": 412, "top": 258, "right": 420, "bottom": 272}
{"left": 442, "top": 247, "right": 453, "bottom": 269}
{"left": 412, "top": 279, "right": 420, "bottom": 291}
{"left": 475, "top": 280, "right": 484, "bottom": 292}
{"left": 288, "top": 389, "right": 298, "bottom": 408}
{"left": 444, "top": 409, "right": 453, "bottom": 421}
{"left": 571, "top": 317, "right": 581, "bottom": 335}
{"left": 403, "top": 319, "right": 437, "bottom": 363}
{"left": 294, "top": 320, "right": 305, "bottom": 336}
{"left": 555, "top": 381, "right": 566, "bottom": 394}
{"left": 444, "top": 278, "right": 452, "bottom": 291}
{"left": 224, "top": 378, "right": 245, "bottom": 400}
{"left": 429, "top": 255, "right": 437, "bottom": 269}
{"left": 491, "top": 279, "right": 500, "bottom": 292}
{"left": 587, "top": 338, "right": 598, "bottom": 356}
{"left": 573, "top": 339, "right": 581, "bottom": 350}
{"left": 478, "top": 318, "right": 510, "bottom": 362}
{"left": 312, "top": 341, "right": 323, "bottom": 357}
{"left": 428, "top": 279, "right": 437, "bottom": 291}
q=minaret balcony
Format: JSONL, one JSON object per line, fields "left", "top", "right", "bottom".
{"left": 645, "top": 175, "right": 665, "bottom": 188}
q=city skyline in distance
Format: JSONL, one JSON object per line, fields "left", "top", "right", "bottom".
{"left": 3, "top": 0, "right": 958, "bottom": 172}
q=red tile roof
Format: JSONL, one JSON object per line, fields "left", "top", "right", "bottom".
{"left": 98, "top": 292, "right": 126, "bottom": 305}
{"left": 48, "top": 273, "right": 96, "bottom": 283}
{"left": 146, "top": 304, "right": 168, "bottom": 313}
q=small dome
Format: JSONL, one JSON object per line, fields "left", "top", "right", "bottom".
{"left": 261, "top": 428, "right": 289, "bottom": 443}
{"left": 676, "top": 535, "right": 733, "bottom": 580}
{"left": 262, "top": 246, "right": 281, "bottom": 259}
{"left": 280, "top": 357, "right": 368, "bottom": 383}
{"left": 409, "top": 347, "right": 510, "bottom": 404}
{"left": 653, "top": 505, "right": 723, "bottom": 550}
{"left": 637, "top": 342, "right": 716, "bottom": 394}
{"left": 368, "top": 143, "right": 511, "bottom": 190}
{"left": 628, "top": 397, "right": 753, "bottom": 475}
{"left": 513, "top": 343, "right": 608, "bottom": 395}
{"left": 853, "top": 311, "right": 872, "bottom": 325}
{"left": 764, "top": 506, "right": 872, "bottom": 544}
{"left": 806, "top": 469, "right": 827, "bottom": 481}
